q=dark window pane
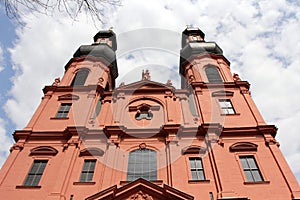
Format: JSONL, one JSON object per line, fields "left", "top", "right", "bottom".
{"left": 56, "top": 103, "right": 72, "bottom": 118}
{"left": 24, "top": 175, "right": 34, "bottom": 186}
{"left": 195, "top": 160, "right": 202, "bottom": 168}
{"left": 247, "top": 157, "right": 257, "bottom": 169}
{"left": 205, "top": 66, "right": 222, "bottom": 83}
{"left": 24, "top": 160, "right": 48, "bottom": 186}
{"left": 93, "top": 98, "right": 102, "bottom": 117}
{"left": 252, "top": 170, "right": 263, "bottom": 182}
{"left": 198, "top": 171, "right": 205, "bottom": 180}
{"left": 240, "top": 157, "right": 249, "bottom": 169}
{"left": 71, "top": 69, "right": 89, "bottom": 86}
{"left": 80, "top": 160, "right": 96, "bottom": 182}
{"left": 244, "top": 170, "right": 254, "bottom": 182}
{"left": 191, "top": 171, "right": 198, "bottom": 180}
{"left": 190, "top": 159, "right": 196, "bottom": 169}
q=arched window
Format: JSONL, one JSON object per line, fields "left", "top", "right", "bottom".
{"left": 205, "top": 65, "right": 222, "bottom": 83}
{"left": 71, "top": 68, "right": 89, "bottom": 86}
{"left": 127, "top": 149, "right": 157, "bottom": 181}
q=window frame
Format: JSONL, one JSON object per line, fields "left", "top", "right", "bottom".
{"left": 79, "top": 159, "right": 96, "bottom": 183}
{"left": 239, "top": 155, "right": 264, "bottom": 183}
{"left": 23, "top": 160, "right": 48, "bottom": 187}
{"left": 189, "top": 157, "right": 206, "bottom": 181}
{"left": 55, "top": 103, "right": 72, "bottom": 118}
{"left": 218, "top": 99, "right": 235, "bottom": 115}
{"left": 126, "top": 148, "right": 157, "bottom": 182}
{"left": 235, "top": 153, "right": 269, "bottom": 184}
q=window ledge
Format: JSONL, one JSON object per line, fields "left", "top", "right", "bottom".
{"left": 50, "top": 117, "right": 69, "bottom": 120}
{"left": 73, "top": 181, "right": 96, "bottom": 185}
{"left": 120, "top": 180, "right": 163, "bottom": 186}
{"left": 188, "top": 179, "right": 210, "bottom": 184}
{"left": 221, "top": 113, "right": 240, "bottom": 116}
{"left": 244, "top": 181, "right": 270, "bottom": 185}
{"left": 16, "top": 185, "right": 41, "bottom": 189}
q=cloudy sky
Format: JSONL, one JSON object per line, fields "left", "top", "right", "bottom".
{"left": 0, "top": 0, "right": 299, "bottom": 183}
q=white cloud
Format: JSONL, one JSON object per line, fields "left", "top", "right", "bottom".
{"left": 0, "top": 118, "right": 13, "bottom": 168}
{"left": 2, "top": 0, "right": 300, "bottom": 183}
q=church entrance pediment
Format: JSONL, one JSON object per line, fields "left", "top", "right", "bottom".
{"left": 85, "top": 178, "right": 194, "bottom": 200}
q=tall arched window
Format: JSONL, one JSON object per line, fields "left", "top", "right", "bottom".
{"left": 71, "top": 68, "right": 89, "bottom": 86}
{"left": 127, "top": 149, "right": 157, "bottom": 181}
{"left": 205, "top": 65, "right": 222, "bottom": 83}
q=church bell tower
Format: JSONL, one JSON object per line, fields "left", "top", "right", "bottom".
{"left": 0, "top": 27, "right": 299, "bottom": 200}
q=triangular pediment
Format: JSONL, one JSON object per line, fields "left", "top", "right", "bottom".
{"left": 117, "top": 80, "right": 174, "bottom": 91}
{"left": 85, "top": 178, "right": 193, "bottom": 200}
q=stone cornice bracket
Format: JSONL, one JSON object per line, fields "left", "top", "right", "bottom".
{"left": 217, "top": 138, "right": 224, "bottom": 147}
{"left": 43, "top": 91, "right": 54, "bottom": 99}
{"left": 164, "top": 90, "right": 176, "bottom": 100}
{"left": 162, "top": 124, "right": 181, "bottom": 144}
{"left": 258, "top": 125, "right": 277, "bottom": 138}
{"left": 10, "top": 142, "right": 25, "bottom": 152}
{"left": 103, "top": 125, "right": 126, "bottom": 147}
{"left": 102, "top": 94, "right": 113, "bottom": 103}
{"left": 200, "top": 123, "right": 223, "bottom": 144}
{"left": 13, "top": 130, "right": 32, "bottom": 142}
{"left": 63, "top": 126, "right": 88, "bottom": 150}
{"left": 264, "top": 135, "right": 280, "bottom": 147}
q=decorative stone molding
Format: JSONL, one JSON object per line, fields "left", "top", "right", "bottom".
{"left": 127, "top": 191, "right": 154, "bottom": 200}
{"left": 79, "top": 147, "right": 104, "bottom": 157}
{"left": 58, "top": 94, "right": 80, "bottom": 101}
{"left": 30, "top": 146, "right": 58, "bottom": 156}
{"left": 229, "top": 142, "right": 258, "bottom": 152}
{"left": 139, "top": 143, "right": 147, "bottom": 150}
{"left": 182, "top": 145, "right": 206, "bottom": 155}
{"left": 211, "top": 90, "right": 234, "bottom": 97}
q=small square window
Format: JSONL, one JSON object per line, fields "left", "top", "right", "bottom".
{"left": 56, "top": 103, "right": 72, "bottom": 118}
{"left": 218, "top": 99, "right": 235, "bottom": 114}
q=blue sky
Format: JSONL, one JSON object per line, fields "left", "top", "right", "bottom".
{"left": 0, "top": 0, "right": 299, "bottom": 183}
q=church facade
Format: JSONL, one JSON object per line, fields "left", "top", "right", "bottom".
{"left": 0, "top": 27, "right": 299, "bottom": 200}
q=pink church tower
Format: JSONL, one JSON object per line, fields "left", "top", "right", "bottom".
{"left": 0, "top": 27, "right": 299, "bottom": 200}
